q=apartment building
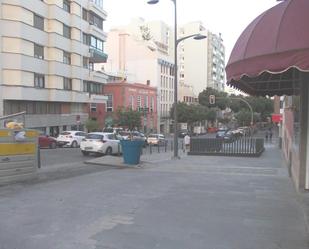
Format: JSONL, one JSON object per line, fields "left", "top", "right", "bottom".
{"left": 179, "top": 22, "right": 226, "bottom": 96}
{"left": 0, "top": 0, "right": 108, "bottom": 136}
{"left": 103, "top": 18, "right": 175, "bottom": 134}
{"left": 207, "top": 31, "right": 226, "bottom": 92}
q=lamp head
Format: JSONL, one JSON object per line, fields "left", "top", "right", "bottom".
{"left": 194, "top": 34, "right": 207, "bottom": 40}
{"left": 147, "top": 0, "right": 159, "bottom": 4}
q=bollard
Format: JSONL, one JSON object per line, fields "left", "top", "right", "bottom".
{"left": 158, "top": 143, "right": 160, "bottom": 153}
{"left": 37, "top": 145, "right": 41, "bottom": 168}
{"left": 150, "top": 144, "right": 152, "bottom": 154}
{"left": 165, "top": 140, "right": 167, "bottom": 152}
{"left": 171, "top": 140, "right": 174, "bottom": 151}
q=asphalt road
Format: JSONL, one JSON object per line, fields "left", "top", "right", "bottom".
{"left": 40, "top": 147, "right": 86, "bottom": 167}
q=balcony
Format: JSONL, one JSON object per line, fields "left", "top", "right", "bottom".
{"left": 89, "top": 48, "right": 108, "bottom": 63}
{"left": 88, "top": 24, "right": 108, "bottom": 42}
{"left": 88, "top": 1, "right": 107, "bottom": 20}
{"left": 88, "top": 70, "right": 108, "bottom": 83}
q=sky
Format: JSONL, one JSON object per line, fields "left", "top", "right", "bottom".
{"left": 104, "top": 0, "right": 279, "bottom": 60}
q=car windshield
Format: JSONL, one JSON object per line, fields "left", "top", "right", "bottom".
{"left": 148, "top": 134, "right": 158, "bottom": 138}
{"left": 86, "top": 134, "right": 104, "bottom": 140}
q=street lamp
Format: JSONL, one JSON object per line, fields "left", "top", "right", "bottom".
{"left": 147, "top": 0, "right": 206, "bottom": 158}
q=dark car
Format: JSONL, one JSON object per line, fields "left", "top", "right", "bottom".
{"left": 216, "top": 129, "right": 228, "bottom": 139}
{"left": 39, "top": 135, "right": 57, "bottom": 149}
{"left": 178, "top": 130, "right": 188, "bottom": 138}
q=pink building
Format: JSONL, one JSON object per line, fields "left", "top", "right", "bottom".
{"left": 103, "top": 82, "right": 158, "bottom": 133}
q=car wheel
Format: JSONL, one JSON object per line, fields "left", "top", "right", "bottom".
{"left": 81, "top": 150, "right": 89, "bottom": 156}
{"left": 105, "top": 147, "right": 112, "bottom": 155}
{"left": 50, "top": 142, "right": 57, "bottom": 149}
{"left": 71, "top": 141, "right": 78, "bottom": 148}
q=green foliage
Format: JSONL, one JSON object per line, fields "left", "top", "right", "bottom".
{"left": 198, "top": 87, "right": 229, "bottom": 110}
{"left": 205, "top": 109, "right": 217, "bottom": 122}
{"left": 170, "top": 102, "right": 211, "bottom": 124}
{"left": 116, "top": 107, "right": 142, "bottom": 130}
{"left": 85, "top": 119, "right": 99, "bottom": 132}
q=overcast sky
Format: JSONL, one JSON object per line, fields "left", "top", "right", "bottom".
{"left": 104, "top": 0, "right": 279, "bottom": 61}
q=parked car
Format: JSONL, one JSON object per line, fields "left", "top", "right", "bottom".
{"left": 147, "top": 134, "right": 166, "bottom": 145}
{"left": 223, "top": 131, "right": 236, "bottom": 143}
{"left": 216, "top": 129, "right": 229, "bottom": 139}
{"left": 103, "top": 127, "right": 123, "bottom": 134}
{"left": 39, "top": 134, "right": 57, "bottom": 149}
{"left": 56, "top": 131, "right": 87, "bottom": 148}
{"left": 80, "top": 132, "right": 122, "bottom": 156}
{"left": 178, "top": 130, "right": 188, "bottom": 138}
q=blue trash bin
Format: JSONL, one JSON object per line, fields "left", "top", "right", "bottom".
{"left": 120, "top": 140, "right": 144, "bottom": 165}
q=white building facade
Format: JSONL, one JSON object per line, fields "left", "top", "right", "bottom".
{"left": 0, "top": 0, "right": 108, "bottom": 135}
{"left": 178, "top": 22, "right": 226, "bottom": 97}
{"left": 104, "top": 18, "right": 175, "bottom": 134}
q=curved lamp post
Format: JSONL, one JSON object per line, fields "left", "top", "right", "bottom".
{"left": 148, "top": 0, "right": 206, "bottom": 158}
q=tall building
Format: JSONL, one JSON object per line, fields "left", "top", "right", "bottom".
{"left": 178, "top": 22, "right": 226, "bottom": 97}
{"left": 207, "top": 31, "right": 226, "bottom": 92}
{"left": 0, "top": 0, "right": 108, "bottom": 135}
{"left": 103, "top": 18, "right": 175, "bottom": 134}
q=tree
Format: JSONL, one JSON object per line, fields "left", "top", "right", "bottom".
{"left": 199, "top": 87, "right": 229, "bottom": 110}
{"left": 170, "top": 102, "right": 211, "bottom": 132}
{"left": 116, "top": 107, "right": 142, "bottom": 130}
{"left": 85, "top": 119, "right": 99, "bottom": 132}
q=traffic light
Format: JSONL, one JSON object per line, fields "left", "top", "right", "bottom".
{"left": 209, "top": 95, "right": 216, "bottom": 105}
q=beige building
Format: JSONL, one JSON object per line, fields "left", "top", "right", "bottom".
{"left": 0, "top": 0, "right": 108, "bottom": 135}
{"left": 179, "top": 22, "right": 226, "bottom": 96}
{"left": 103, "top": 18, "right": 175, "bottom": 133}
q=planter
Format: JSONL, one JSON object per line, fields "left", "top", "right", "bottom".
{"left": 120, "top": 140, "right": 144, "bottom": 165}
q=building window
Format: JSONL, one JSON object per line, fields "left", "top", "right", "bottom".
{"left": 83, "top": 81, "right": 102, "bottom": 94}
{"left": 33, "top": 14, "right": 44, "bottom": 30}
{"left": 63, "top": 77, "right": 72, "bottom": 90}
{"left": 137, "top": 96, "right": 141, "bottom": 108}
{"left": 83, "top": 33, "right": 90, "bottom": 45}
{"left": 90, "top": 103, "right": 97, "bottom": 112}
{"left": 130, "top": 96, "right": 134, "bottom": 109}
{"left": 89, "top": 13, "right": 103, "bottom": 29}
{"left": 63, "top": 24, "right": 71, "bottom": 38}
{"left": 83, "top": 57, "right": 88, "bottom": 68}
{"left": 90, "top": 36, "right": 104, "bottom": 52}
{"left": 150, "top": 96, "right": 154, "bottom": 112}
{"left": 63, "top": 0, "right": 70, "bottom": 12}
{"left": 144, "top": 95, "right": 148, "bottom": 108}
{"left": 63, "top": 51, "right": 71, "bottom": 64}
{"left": 34, "top": 44, "right": 44, "bottom": 59}
{"left": 106, "top": 94, "right": 113, "bottom": 112}
{"left": 90, "top": 0, "right": 103, "bottom": 9}
{"left": 34, "top": 73, "right": 45, "bottom": 88}
{"left": 82, "top": 8, "right": 88, "bottom": 21}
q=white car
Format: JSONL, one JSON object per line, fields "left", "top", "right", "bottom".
{"left": 56, "top": 131, "right": 87, "bottom": 148}
{"left": 80, "top": 132, "right": 122, "bottom": 156}
{"left": 147, "top": 134, "right": 166, "bottom": 145}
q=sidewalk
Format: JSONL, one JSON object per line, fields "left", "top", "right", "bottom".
{"left": 0, "top": 142, "right": 308, "bottom": 249}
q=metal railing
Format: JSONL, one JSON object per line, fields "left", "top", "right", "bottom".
{"left": 188, "top": 137, "right": 265, "bottom": 157}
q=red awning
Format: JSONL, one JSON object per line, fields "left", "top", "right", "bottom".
{"left": 226, "top": 0, "right": 309, "bottom": 96}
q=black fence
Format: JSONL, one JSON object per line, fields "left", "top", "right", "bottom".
{"left": 141, "top": 140, "right": 181, "bottom": 155}
{"left": 188, "top": 137, "right": 265, "bottom": 157}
